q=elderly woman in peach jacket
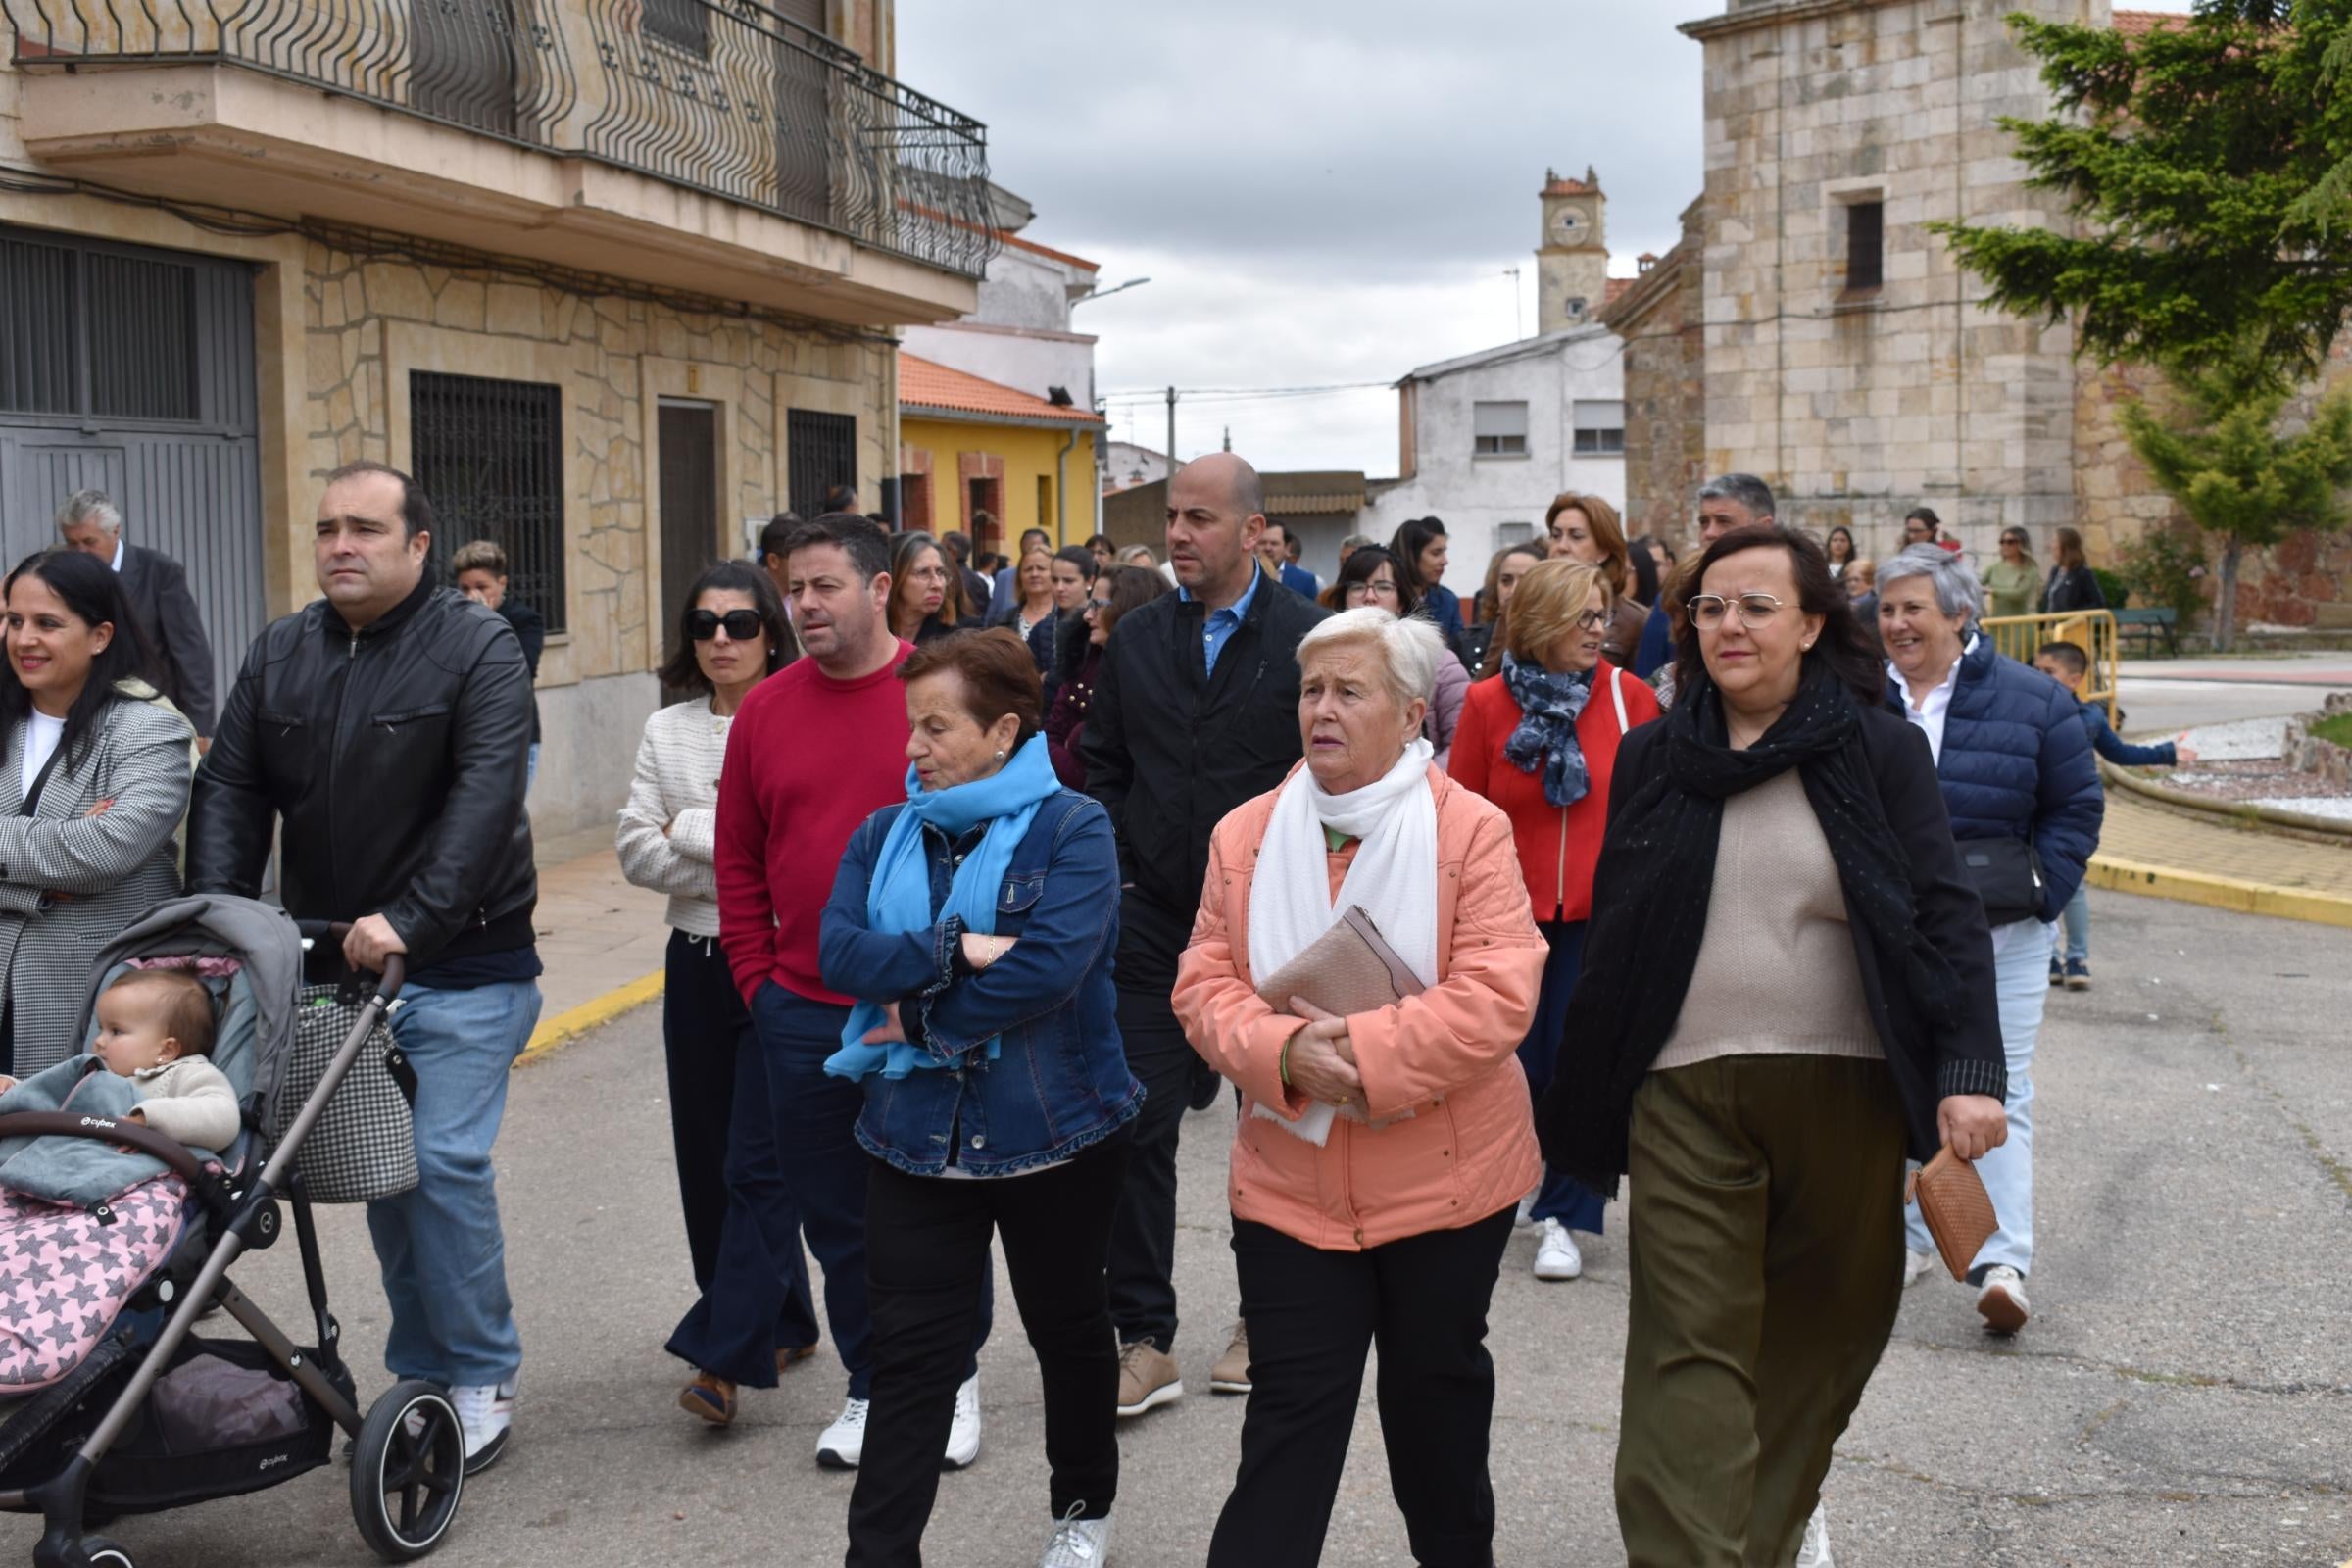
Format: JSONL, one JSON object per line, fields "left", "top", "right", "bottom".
{"left": 1173, "top": 607, "right": 1546, "bottom": 1568}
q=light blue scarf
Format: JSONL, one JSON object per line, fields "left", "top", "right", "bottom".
{"left": 825, "top": 734, "right": 1061, "bottom": 1082}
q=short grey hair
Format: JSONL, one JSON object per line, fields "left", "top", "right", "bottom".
{"left": 57, "top": 489, "right": 122, "bottom": 536}
{"left": 1697, "top": 472, "right": 1777, "bottom": 520}
{"left": 1339, "top": 534, "right": 1376, "bottom": 553}
{"left": 1879, "top": 543, "right": 1985, "bottom": 622}
{"left": 1298, "top": 607, "right": 1444, "bottom": 713}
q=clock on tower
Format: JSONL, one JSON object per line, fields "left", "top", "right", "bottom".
{"left": 1553, "top": 205, "right": 1590, "bottom": 243}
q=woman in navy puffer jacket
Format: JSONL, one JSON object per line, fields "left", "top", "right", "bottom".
{"left": 1876, "top": 544, "right": 2101, "bottom": 1339}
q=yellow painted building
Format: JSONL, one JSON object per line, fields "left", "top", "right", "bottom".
{"left": 898, "top": 354, "right": 1103, "bottom": 554}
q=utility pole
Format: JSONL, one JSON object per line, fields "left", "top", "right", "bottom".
{"left": 1503, "top": 266, "right": 1522, "bottom": 340}
{"left": 1165, "top": 385, "right": 1177, "bottom": 473}
{"left": 1222, "top": 425, "right": 1231, "bottom": 453}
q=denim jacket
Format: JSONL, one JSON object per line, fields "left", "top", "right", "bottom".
{"left": 818, "top": 787, "right": 1143, "bottom": 1177}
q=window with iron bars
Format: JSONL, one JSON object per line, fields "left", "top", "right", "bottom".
{"left": 410, "top": 371, "right": 566, "bottom": 632}
{"left": 787, "top": 409, "right": 858, "bottom": 518}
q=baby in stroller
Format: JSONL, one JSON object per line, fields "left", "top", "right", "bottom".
{"left": 0, "top": 968, "right": 237, "bottom": 1151}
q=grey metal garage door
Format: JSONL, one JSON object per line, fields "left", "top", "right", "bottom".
{"left": 0, "top": 221, "right": 267, "bottom": 710}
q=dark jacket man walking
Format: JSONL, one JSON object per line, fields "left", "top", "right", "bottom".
{"left": 56, "top": 489, "right": 219, "bottom": 738}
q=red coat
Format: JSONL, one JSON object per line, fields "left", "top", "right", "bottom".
{"left": 1446, "top": 661, "right": 1660, "bottom": 925}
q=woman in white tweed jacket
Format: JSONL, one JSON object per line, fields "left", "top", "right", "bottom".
{"left": 0, "top": 550, "right": 194, "bottom": 1078}
{"left": 615, "top": 560, "right": 816, "bottom": 1428}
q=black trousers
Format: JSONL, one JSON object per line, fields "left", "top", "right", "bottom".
{"left": 1208, "top": 1208, "right": 1516, "bottom": 1568}
{"left": 661, "top": 930, "right": 741, "bottom": 1290}
{"left": 1104, "top": 981, "right": 1194, "bottom": 1350}
{"left": 845, "top": 1133, "right": 1133, "bottom": 1568}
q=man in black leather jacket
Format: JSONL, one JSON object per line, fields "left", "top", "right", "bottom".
{"left": 1081, "top": 452, "right": 1328, "bottom": 1415}
{"left": 187, "top": 459, "right": 540, "bottom": 1477}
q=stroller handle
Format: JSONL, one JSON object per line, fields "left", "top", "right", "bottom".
{"left": 292, "top": 920, "right": 408, "bottom": 1003}
{"left": 0, "top": 1110, "right": 213, "bottom": 1190}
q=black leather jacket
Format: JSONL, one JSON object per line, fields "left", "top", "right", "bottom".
{"left": 187, "top": 578, "right": 537, "bottom": 978}
{"left": 1079, "top": 566, "right": 1329, "bottom": 991}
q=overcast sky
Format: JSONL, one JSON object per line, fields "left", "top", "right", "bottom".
{"left": 896, "top": 0, "right": 2195, "bottom": 479}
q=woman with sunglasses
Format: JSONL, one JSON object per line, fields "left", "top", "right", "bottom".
{"left": 1982, "top": 528, "right": 2039, "bottom": 623}
{"left": 1539, "top": 526, "right": 2008, "bottom": 1567}
{"left": 1045, "top": 564, "right": 1167, "bottom": 789}
{"left": 616, "top": 562, "right": 821, "bottom": 1427}
{"left": 1323, "top": 546, "right": 1472, "bottom": 764}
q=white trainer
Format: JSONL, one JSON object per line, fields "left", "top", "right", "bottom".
{"left": 1976, "top": 1264, "right": 2031, "bottom": 1334}
{"left": 1039, "top": 1507, "right": 1113, "bottom": 1567}
{"left": 817, "top": 1396, "right": 869, "bottom": 1470}
{"left": 942, "top": 1373, "right": 983, "bottom": 1470}
{"left": 1533, "top": 1217, "right": 1583, "bottom": 1281}
{"left": 1903, "top": 1247, "right": 1937, "bottom": 1288}
{"left": 449, "top": 1379, "right": 515, "bottom": 1476}
{"left": 1796, "top": 1500, "right": 1835, "bottom": 1567}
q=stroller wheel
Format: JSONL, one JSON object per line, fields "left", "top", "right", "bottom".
{"left": 84, "top": 1540, "right": 135, "bottom": 1568}
{"left": 350, "top": 1381, "right": 466, "bottom": 1561}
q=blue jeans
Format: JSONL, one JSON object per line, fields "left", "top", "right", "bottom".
{"left": 2060, "top": 885, "right": 2090, "bottom": 965}
{"left": 1515, "top": 921, "right": 1607, "bottom": 1234}
{"left": 1907, "top": 920, "right": 2050, "bottom": 1276}
{"left": 744, "top": 982, "right": 989, "bottom": 1400}
{"left": 368, "top": 976, "right": 542, "bottom": 1387}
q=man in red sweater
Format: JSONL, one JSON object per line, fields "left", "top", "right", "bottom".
{"left": 712, "top": 514, "right": 992, "bottom": 1471}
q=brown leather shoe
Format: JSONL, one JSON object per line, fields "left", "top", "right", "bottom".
{"left": 776, "top": 1345, "right": 817, "bottom": 1376}
{"left": 679, "top": 1372, "right": 736, "bottom": 1426}
{"left": 1115, "top": 1340, "right": 1182, "bottom": 1417}
{"left": 1209, "top": 1321, "right": 1251, "bottom": 1394}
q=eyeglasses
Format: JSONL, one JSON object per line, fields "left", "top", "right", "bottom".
{"left": 1345, "top": 581, "right": 1402, "bottom": 605}
{"left": 1570, "top": 609, "right": 1607, "bottom": 633}
{"left": 1085, "top": 596, "right": 1113, "bottom": 613}
{"left": 1686, "top": 592, "right": 1785, "bottom": 629}
{"left": 688, "top": 609, "right": 763, "bottom": 642}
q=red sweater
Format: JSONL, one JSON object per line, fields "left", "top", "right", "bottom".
{"left": 716, "top": 643, "right": 914, "bottom": 1005}
{"left": 1446, "top": 662, "right": 1660, "bottom": 925}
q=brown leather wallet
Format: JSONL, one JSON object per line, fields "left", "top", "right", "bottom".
{"left": 1905, "top": 1145, "right": 1997, "bottom": 1282}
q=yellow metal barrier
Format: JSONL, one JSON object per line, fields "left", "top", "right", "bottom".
{"left": 1980, "top": 609, "right": 2120, "bottom": 722}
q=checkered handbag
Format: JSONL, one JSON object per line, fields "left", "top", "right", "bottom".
{"left": 268, "top": 984, "right": 419, "bottom": 1203}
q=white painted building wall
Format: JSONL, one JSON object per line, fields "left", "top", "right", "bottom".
{"left": 899, "top": 241, "right": 1099, "bottom": 407}
{"left": 1359, "top": 322, "right": 1627, "bottom": 601}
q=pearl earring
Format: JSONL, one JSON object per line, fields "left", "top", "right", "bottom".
{"left": 995, "top": 749, "right": 1005, "bottom": 760}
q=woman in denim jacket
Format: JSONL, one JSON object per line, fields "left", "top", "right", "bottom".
{"left": 819, "top": 627, "right": 1142, "bottom": 1568}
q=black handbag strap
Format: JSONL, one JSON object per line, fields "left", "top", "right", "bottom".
{"left": 18, "top": 731, "right": 68, "bottom": 818}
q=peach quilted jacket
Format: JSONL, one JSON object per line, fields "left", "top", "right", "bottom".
{"left": 1173, "top": 763, "right": 1546, "bottom": 1251}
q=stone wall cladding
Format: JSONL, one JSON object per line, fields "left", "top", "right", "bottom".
{"left": 300, "top": 237, "right": 892, "bottom": 679}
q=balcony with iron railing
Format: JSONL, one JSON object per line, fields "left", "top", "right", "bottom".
{"left": 2, "top": 0, "right": 996, "bottom": 321}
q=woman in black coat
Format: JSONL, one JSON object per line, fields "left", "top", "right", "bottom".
{"left": 2041, "top": 526, "right": 2106, "bottom": 614}
{"left": 1538, "top": 524, "right": 2008, "bottom": 1568}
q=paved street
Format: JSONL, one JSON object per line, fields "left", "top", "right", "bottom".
{"left": 2118, "top": 654, "right": 2349, "bottom": 735}
{"left": 6, "top": 889, "right": 2346, "bottom": 1568}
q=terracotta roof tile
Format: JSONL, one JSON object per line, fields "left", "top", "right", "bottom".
{"left": 1605, "top": 277, "right": 1635, "bottom": 307}
{"left": 2111, "top": 9, "right": 2187, "bottom": 36}
{"left": 1542, "top": 176, "right": 1599, "bottom": 198}
{"left": 898, "top": 353, "right": 1104, "bottom": 426}
{"left": 998, "top": 230, "right": 1100, "bottom": 272}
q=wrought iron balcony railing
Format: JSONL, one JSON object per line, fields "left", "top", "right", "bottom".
{"left": 4, "top": 0, "right": 998, "bottom": 280}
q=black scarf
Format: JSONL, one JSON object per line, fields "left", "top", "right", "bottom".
{"left": 1535, "top": 661, "right": 1970, "bottom": 1189}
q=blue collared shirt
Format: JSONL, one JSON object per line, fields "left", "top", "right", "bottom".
{"left": 1180, "top": 565, "right": 1262, "bottom": 676}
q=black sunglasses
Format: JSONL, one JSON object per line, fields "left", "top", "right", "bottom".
{"left": 687, "top": 609, "right": 763, "bottom": 642}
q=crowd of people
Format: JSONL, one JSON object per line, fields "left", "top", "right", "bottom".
{"left": 0, "top": 450, "right": 2143, "bottom": 1567}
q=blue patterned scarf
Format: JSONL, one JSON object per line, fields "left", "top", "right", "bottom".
{"left": 1501, "top": 653, "right": 1595, "bottom": 807}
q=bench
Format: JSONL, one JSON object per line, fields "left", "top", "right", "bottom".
{"left": 2115, "top": 607, "right": 2180, "bottom": 656}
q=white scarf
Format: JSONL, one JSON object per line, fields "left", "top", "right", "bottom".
{"left": 1247, "top": 738, "right": 1440, "bottom": 1145}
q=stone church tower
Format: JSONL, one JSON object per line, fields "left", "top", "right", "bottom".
{"left": 1538, "top": 167, "right": 1609, "bottom": 334}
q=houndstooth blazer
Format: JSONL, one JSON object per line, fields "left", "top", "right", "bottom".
{"left": 0, "top": 691, "right": 194, "bottom": 1075}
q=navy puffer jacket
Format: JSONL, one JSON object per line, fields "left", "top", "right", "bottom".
{"left": 1890, "top": 635, "right": 2103, "bottom": 925}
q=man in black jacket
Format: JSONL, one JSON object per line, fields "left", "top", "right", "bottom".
{"left": 1082, "top": 452, "right": 1328, "bottom": 1417}
{"left": 55, "top": 489, "right": 219, "bottom": 739}
{"left": 187, "top": 459, "right": 540, "bottom": 1477}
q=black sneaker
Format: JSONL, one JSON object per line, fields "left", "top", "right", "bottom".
{"left": 2064, "top": 959, "right": 2091, "bottom": 992}
{"left": 2049, "top": 957, "right": 2065, "bottom": 987}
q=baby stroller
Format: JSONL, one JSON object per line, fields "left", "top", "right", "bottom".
{"left": 0, "top": 895, "right": 466, "bottom": 1567}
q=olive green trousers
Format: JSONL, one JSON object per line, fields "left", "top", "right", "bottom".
{"left": 1615, "top": 1054, "right": 1908, "bottom": 1568}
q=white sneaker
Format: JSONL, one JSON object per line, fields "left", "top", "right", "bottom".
{"left": 1976, "top": 1264, "right": 2031, "bottom": 1335}
{"left": 449, "top": 1379, "right": 515, "bottom": 1476}
{"left": 1533, "top": 1217, "right": 1583, "bottom": 1281}
{"left": 817, "top": 1396, "right": 869, "bottom": 1469}
{"left": 1903, "top": 1247, "right": 1937, "bottom": 1288}
{"left": 1796, "top": 1500, "right": 1835, "bottom": 1567}
{"left": 1039, "top": 1508, "right": 1113, "bottom": 1566}
{"left": 942, "top": 1373, "right": 982, "bottom": 1470}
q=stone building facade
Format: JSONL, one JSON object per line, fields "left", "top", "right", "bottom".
{"left": 1620, "top": 1, "right": 2351, "bottom": 630}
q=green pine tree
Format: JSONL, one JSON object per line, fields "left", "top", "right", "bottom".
{"left": 2116, "top": 366, "right": 2352, "bottom": 649}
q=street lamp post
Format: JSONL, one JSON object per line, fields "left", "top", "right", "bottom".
{"left": 1073, "top": 276, "right": 1152, "bottom": 308}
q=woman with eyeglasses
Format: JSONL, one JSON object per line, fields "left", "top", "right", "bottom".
{"left": 1046, "top": 564, "right": 1168, "bottom": 789}
{"left": 1983, "top": 529, "right": 2039, "bottom": 622}
{"left": 1449, "top": 559, "right": 1660, "bottom": 1285}
{"left": 889, "top": 533, "right": 981, "bottom": 645}
{"left": 617, "top": 562, "right": 821, "bottom": 1427}
{"left": 1324, "top": 545, "right": 1472, "bottom": 765}
{"left": 1539, "top": 526, "right": 2009, "bottom": 1568}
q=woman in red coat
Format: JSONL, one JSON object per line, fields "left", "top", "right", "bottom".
{"left": 1448, "top": 559, "right": 1660, "bottom": 1282}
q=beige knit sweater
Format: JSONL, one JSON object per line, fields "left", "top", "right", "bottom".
{"left": 1652, "top": 768, "right": 1883, "bottom": 1072}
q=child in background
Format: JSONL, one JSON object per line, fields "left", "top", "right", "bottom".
{"left": 0, "top": 969, "right": 236, "bottom": 1150}
{"left": 2032, "top": 642, "right": 2200, "bottom": 992}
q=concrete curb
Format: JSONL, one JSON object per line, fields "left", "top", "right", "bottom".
{"left": 516, "top": 969, "right": 665, "bottom": 1068}
{"left": 2098, "top": 755, "right": 2352, "bottom": 841}
{"left": 2087, "top": 855, "right": 2352, "bottom": 930}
